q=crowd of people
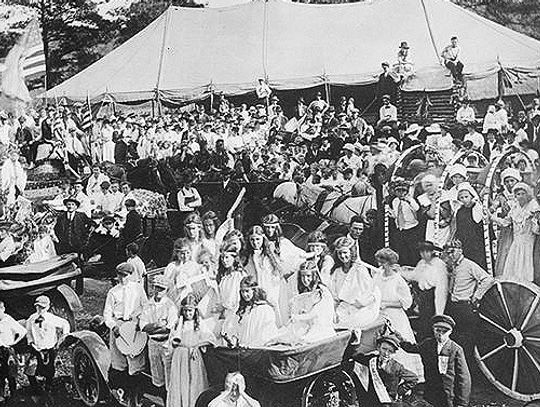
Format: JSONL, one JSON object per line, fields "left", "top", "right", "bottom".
{"left": 0, "top": 39, "right": 538, "bottom": 406}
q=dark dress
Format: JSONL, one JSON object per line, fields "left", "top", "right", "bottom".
{"left": 455, "top": 205, "right": 487, "bottom": 269}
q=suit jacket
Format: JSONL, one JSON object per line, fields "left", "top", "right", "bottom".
{"left": 121, "top": 210, "right": 143, "bottom": 246}
{"left": 354, "top": 354, "right": 418, "bottom": 406}
{"left": 54, "top": 211, "right": 93, "bottom": 254}
{"left": 114, "top": 139, "right": 128, "bottom": 165}
{"left": 402, "top": 338, "right": 471, "bottom": 407}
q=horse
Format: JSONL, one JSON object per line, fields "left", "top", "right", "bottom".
{"left": 126, "top": 158, "right": 167, "bottom": 195}
{"left": 273, "top": 181, "right": 377, "bottom": 225}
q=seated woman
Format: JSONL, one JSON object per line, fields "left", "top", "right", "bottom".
{"left": 329, "top": 237, "right": 381, "bottom": 339}
{"left": 274, "top": 260, "right": 335, "bottom": 345}
{"left": 27, "top": 225, "right": 57, "bottom": 263}
{"left": 221, "top": 276, "right": 278, "bottom": 348}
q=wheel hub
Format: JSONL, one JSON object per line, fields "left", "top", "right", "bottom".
{"left": 504, "top": 328, "right": 523, "bottom": 348}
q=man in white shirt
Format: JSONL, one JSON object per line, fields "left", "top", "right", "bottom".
{"left": 126, "top": 242, "right": 146, "bottom": 284}
{"left": 103, "top": 263, "right": 147, "bottom": 404}
{"left": 86, "top": 165, "right": 110, "bottom": 198}
{"left": 140, "top": 275, "right": 178, "bottom": 401}
{"left": 378, "top": 95, "right": 398, "bottom": 127}
{"left": 463, "top": 123, "right": 485, "bottom": 151}
{"left": 337, "top": 144, "right": 363, "bottom": 173}
{"left": 25, "top": 295, "right": 70, "bottom": 391}
{"left": 455, "top": 100, "right": 475, "bottom": 126}
{"left": 494, "top": 100, "right": 509, "bottom": 133}
{"left": 441, "top": 36, "right": 464, "bottom": 83}
{"left": 0, "top": 300, "right": 26, "bottom": 400}
{"left": 92, "top": 181, "right": 119, "bottom": 215}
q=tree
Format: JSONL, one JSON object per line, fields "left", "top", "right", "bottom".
{"left": 112, "top": 0, "right": 203, "bottom": 47}
{"left": 452, "top": 0, "right": 540, "bottom": 40}
{"left": 36, "top": 0, "right": 116, "bottom": 87}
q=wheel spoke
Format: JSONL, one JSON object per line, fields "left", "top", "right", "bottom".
{"left": 497, "top": 282, "right": 514, "bottom": 327}
{"left": 511, "top": 349, "right": 519, "bottom": 391}
{"left": 479, "top": 343, "right": 506, "bottom": 361}
{"left": 525, "top": 336, "right": 540, "bottom": 343}
{"left": 522, "top": 346, "right": 540, "bottom": 379}
{"left": 520, "top": 295, "right": 540, "bottom": 331}
{"left": 479, "top": 313, "right": 510, "bottom": 334}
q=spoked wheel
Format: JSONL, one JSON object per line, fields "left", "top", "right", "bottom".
{"left": 72, "top": 344, "right": 106, "bottom": 407}
{"left": 302, "top": 369, "right": 358, "bottom": 407}
{"left": 475, "top": 280, "right": 540, "bottom": 401}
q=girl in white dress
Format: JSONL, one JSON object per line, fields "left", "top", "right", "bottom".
{"left": 493, "top": 182, "right": 540, "bottom": 282}
{"left": 284, "top": 261, "right": 335, "bottom": 344}
{"left": 245, "top": 226, "right": 287, "bottom": 326}
{"left": 216, "top": 245, "right": 246, "bottom": 322}
{"left": 163, "top": 238, "right": 202, "bottom": 303}
{"left": 329, "top": 237, "right": 380, "bottom": 341}
{"left": 222, "top": 276, "right": 278, "bottom": 347}
{"left": 168, "top": 294, "right": 216, "bottom": 407}
{"left": 27, "top": 225, "right": 56, "bottom": 263}
{"left": 373, "top": 248, "right": 424, "bottom": 380}
{"left": 306, "top": 231, "right": 334, "bottom": 286}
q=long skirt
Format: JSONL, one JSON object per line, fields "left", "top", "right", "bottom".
{"left": 167, "top": 346, "right": 209, "bottom": 407}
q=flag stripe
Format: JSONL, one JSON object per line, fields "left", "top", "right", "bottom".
{"left": 23, "top": 65, "right": 46, "bottom": 77}
{"left": 23, "top": 59, "right": 45, "bottom": 71}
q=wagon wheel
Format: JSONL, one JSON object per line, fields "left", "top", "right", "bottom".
{"left": 72, "top": 343, "right": 107, "bottom": 407}
{"left": 302, "top": 368, "right": 359, "bottom": 407}
{"left": 475, "top": 280, "right": 540, "bottom": 401}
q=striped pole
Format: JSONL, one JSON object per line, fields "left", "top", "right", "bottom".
{"left": 384, "top": 203, "right": 390, "bottom": 248}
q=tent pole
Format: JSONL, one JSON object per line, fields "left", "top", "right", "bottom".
{"left": 325, "top": 80, "right": 331, "bottom": 105}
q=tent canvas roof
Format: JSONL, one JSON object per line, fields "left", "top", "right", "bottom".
{"left": 46, "top": 0, "right": 540, "bottom": 103}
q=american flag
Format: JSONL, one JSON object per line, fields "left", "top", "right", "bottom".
{"left": 21, "top": 20, "right": 46, "bottom": 81}
{"left": 81, "top": 96, "right": 93, "bottom": 131}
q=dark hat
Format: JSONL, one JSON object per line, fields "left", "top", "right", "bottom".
{"left": 124, "top": 198, "right": 136, "bottom": 208}
{"left": 382, "top": 94, "right": 391, "bottom": 101}
{"left": 399, "top": 41, "right": 410, "bottom": 49}
{"left": 63, "top": 198, "right": 80, "bottom": 207}
{"left": 376, "top": 334, "right": 401, "bottom": 350}
{"left": 102, "top": 215, "right": 115, "bottom": 224}
{"left": 432, "top": 314, "right": 456, "bottom": 330}
{"left": 381, "top": 61, "right": 390, "bottom": 67}
{"left": 116, "top": 262, "right": 134, "bottom": 276}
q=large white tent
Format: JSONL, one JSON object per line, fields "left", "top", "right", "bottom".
{"left": 46, "top": 0, "right": 540, "bottom": 103}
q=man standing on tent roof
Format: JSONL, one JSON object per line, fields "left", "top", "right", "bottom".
{"left": 441, "top": 36, "right": 464, "bottom": 83}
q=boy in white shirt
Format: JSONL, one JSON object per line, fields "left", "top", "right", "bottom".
{"left": 25, "top": 295, "right": 70, "bottom": 391}
{"left": 0, "top": 301, "right": 26, "bottom": 400}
